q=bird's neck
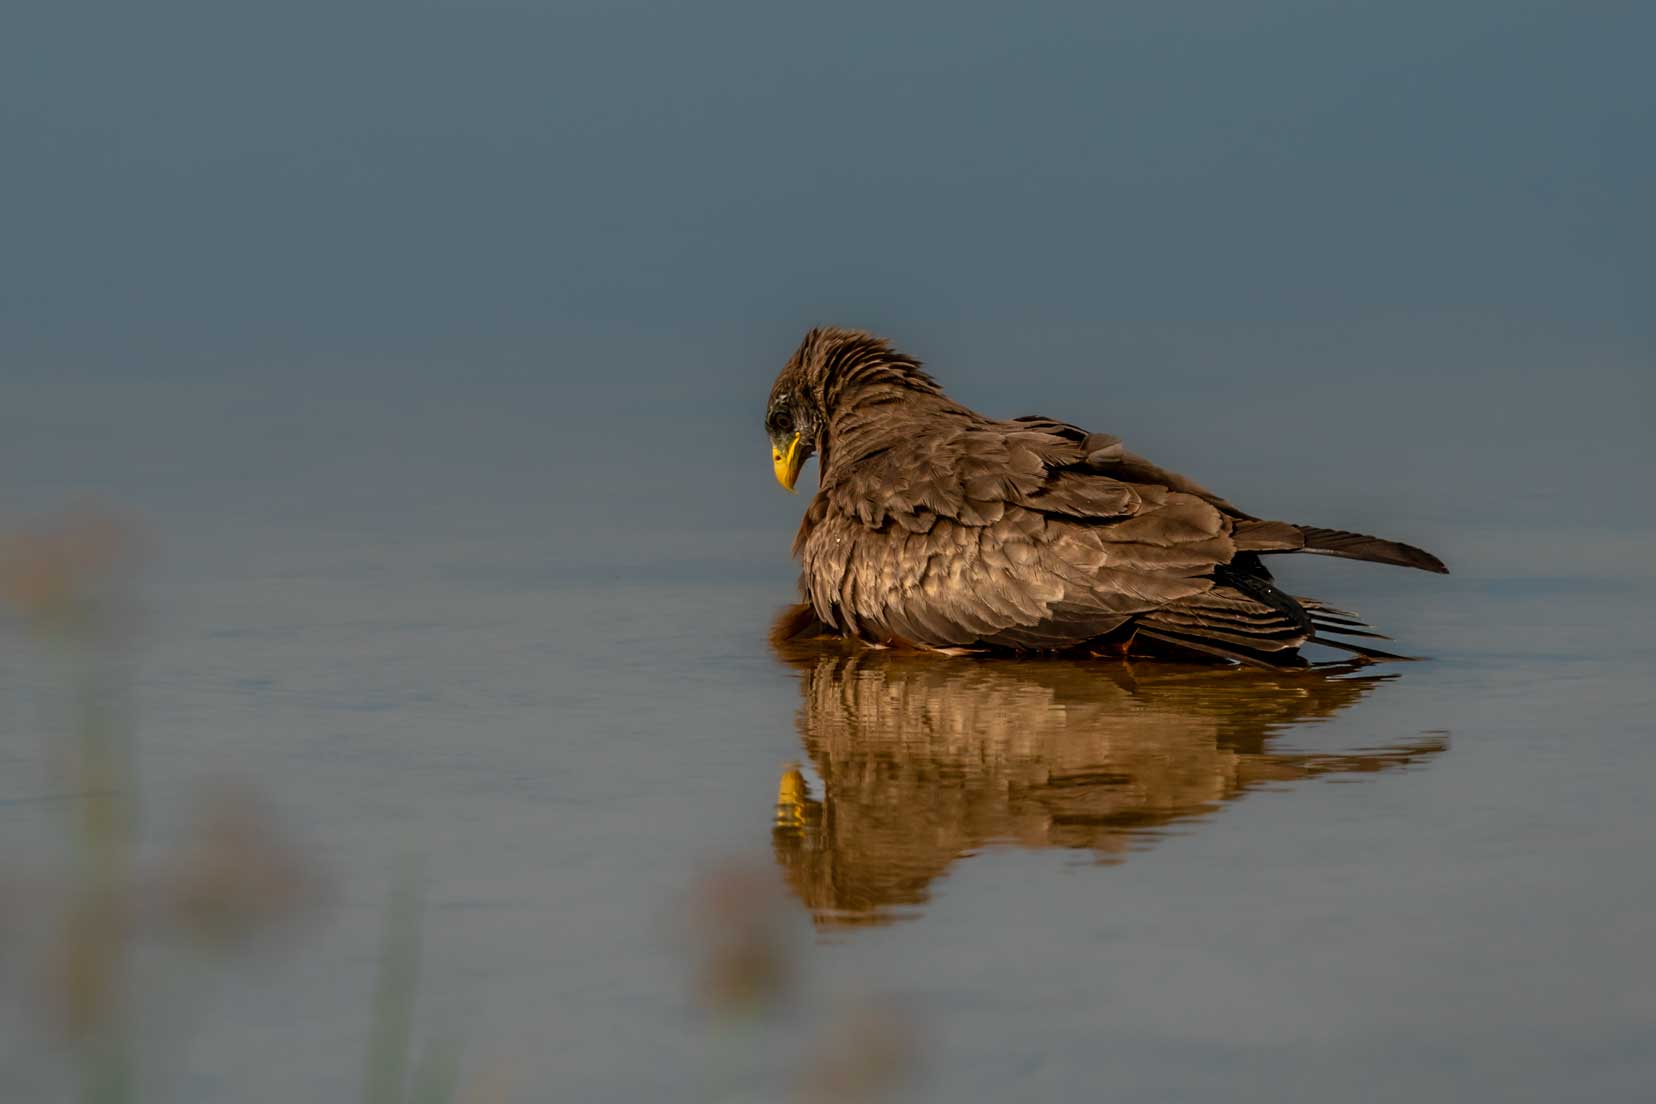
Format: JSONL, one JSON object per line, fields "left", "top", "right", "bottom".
{"left": 819, "top": 384, "right": 974, "bottom": 481}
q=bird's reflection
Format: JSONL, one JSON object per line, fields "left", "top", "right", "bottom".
{"left": 769, "top": 609, "right": 1446, "bottom": 928}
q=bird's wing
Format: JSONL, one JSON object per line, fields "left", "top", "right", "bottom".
{"left": 1008, "top": 414, "right": 1255, "bottom": 517}
{"left": 802, "top": 421, "right": 1238, "bottom": 649}
{"left": 1011, "top": 415, "right": 1448, "bottom": 574}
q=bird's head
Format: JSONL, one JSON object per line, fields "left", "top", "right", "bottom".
{"left": 764, "top": 327, "right": 939, "bottom": 492}
{"left": 764, "top": 382, "right": 817, "bottom": 494}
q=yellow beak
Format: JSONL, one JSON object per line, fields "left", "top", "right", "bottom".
{"left": 771, "top": 433, "right": 805, "bottom": 493}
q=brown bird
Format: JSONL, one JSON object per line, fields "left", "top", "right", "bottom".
{"left": 764, "top": 327, "right": 1448, "bottom": 669}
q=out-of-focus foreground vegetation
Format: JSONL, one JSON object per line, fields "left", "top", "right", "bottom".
{"left": 0, "top": 510, "right": 916, "bottom": 1103}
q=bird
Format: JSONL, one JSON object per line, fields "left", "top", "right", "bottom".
{"left": 764, "top": 327, "right": 1448, "bottom": 669}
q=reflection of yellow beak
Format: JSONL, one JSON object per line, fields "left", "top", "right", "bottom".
{"left": 775, "top": 764, "right": 810, "bottom": 830}
{"left": 771, "top": 433, "right": 805, "bottom": 493}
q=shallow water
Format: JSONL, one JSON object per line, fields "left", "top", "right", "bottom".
{"left": 3, "top": 519, "right": 1654, "bottom": 1101}
{"left": 6, "top": 0, "right": 1654, "bottom": 1092}
{"left": 2, "top": 353, "right": 1654, "bottom": 1101}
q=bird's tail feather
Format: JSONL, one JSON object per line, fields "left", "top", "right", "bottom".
{"left": 1286, "top": 526, "right": 1449, "bottom": 574}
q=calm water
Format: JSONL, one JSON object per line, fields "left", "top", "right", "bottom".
{"left": 7, "top": 0, "right": 1654, "bottom": 1094}
{"left": 2, "top": 359, "right": 1654, "bottom": 1102}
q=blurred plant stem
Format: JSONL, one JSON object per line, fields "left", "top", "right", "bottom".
{"left": 408, "top": 1026, "right": 464, "bottom": 1104}
{"left": 56, "top": 588, "right": 136, "bottom": 1104}
{"left": 366, "top": 867, "right": 424, "bottom": 1104}
{"left": 0, "top": 514, "right": 138, "bottom": 1100}
{"left": 5, "top": 510, "right": 422, "bottom": 1101}
{"left": 365, "top": 864, "right": 462, "bottom": 1104}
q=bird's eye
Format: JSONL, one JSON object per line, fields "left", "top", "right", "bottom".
{"left": 768, "top": 409, "right": 795, "bottom": 435}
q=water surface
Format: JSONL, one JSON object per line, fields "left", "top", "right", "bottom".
{"left": 2, "top": 498, "right": 1652, "bottom": 1101}
{"left": 1, "top": 320, "right": 1654, "bottom": 1104}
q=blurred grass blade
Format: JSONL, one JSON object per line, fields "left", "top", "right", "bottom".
{"left": 408, "top": 1030, "right": 464, "bottom": 1104}
{"left": 365, "top": 866, "right": 424, "bottom": 1104}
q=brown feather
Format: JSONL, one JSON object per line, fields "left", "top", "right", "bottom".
{"left": 1288, "top": 526, "right": 1449, "bottom": 574}
{"left": 768, "top": 329, "right": 1448, "bottom": 667}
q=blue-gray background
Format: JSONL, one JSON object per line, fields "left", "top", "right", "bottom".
{"left": 6, "top": 0, "right": 1651, "bottom": 556}
{"left": 4, "top": 2, "right": 1654, "bottom": 1101}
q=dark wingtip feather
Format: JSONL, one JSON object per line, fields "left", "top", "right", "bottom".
{"left": 1132, "top": 627, "right": 1311, "bottom": 671}
{"left": 1314, "top": 624, "right": 1392, "bottom": 640}
{"left": 1309, "top": 635, "right": 1421, "bottom": 662}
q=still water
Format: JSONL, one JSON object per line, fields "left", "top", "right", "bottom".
{"left": 4, "top": 539, "right": 1652, "bottom": 1101}
{"left": 2, "top": 364, "right": 1654, "bottom": 1101}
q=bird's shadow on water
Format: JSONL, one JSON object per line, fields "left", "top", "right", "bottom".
{"left": 767, "top": 612, "right": 1447, "bottom": 929}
